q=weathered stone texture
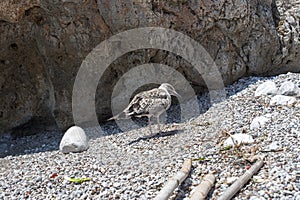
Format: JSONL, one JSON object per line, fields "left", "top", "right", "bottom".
{"left": 0, "top": 0, "right": 40, "bottom": 23}
{"left": 273, "top": 0, "right": 300, "bottom": 73}
{"left": 0, "top": 0, "right": 299, "bottom": 135}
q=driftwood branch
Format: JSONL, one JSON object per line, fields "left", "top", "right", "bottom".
{"left": 154, "top": 159, "right": 192, "bottom": 200}
{"left": 218, "top": 158, "right": 264, "bottom": 200}
{"left": 190, "top": 174, "right": 215, "bottom": 200}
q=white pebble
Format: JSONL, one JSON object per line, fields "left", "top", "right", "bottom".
{"left": 255, "top": 81, "right": 277, "bottom": 97}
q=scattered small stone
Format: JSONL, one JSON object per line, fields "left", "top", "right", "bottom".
{"left": 252, "top": 176, "right": 265, "bottom": 183}
{"left": 113, "top": 182, "right": 121, "bottom": 188}
{"left": 35, "top": 176, "right": 42, "bottom": 182}
{"left": 249, "top": 196, "right": 261, "bottom": 200}
{"left": 266, "top": 142, "right": 281, "bottom": 151}
{"left": 226, "top": 177, "right": 239, "bottom": 184}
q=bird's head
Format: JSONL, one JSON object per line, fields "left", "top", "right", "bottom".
{"left": 159, "top": 83, "right": 181, "bottom": 98}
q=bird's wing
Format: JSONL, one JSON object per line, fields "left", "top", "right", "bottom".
{"left": 124, "top": 88, "right": 171, "bottom": 117}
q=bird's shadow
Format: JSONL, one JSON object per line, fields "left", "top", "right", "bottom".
{"left": 128, "top": 130, "right": 183, "bottom": 145}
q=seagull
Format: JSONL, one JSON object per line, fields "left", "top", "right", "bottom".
{"left": 108, "top": 83, "right": 181, "bottom": 135}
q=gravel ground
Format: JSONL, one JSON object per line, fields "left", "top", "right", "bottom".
{"left": 0, "top": 72, "right": 299, "bottom": 199}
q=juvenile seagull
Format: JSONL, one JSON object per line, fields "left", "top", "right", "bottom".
{"left": 108, "top": 83, "right": 181, "bottom": 135}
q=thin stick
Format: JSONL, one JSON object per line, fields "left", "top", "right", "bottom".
{"left": 190, "top": 174, "right": 215, "bottom": 200}
{"left": 218, "top": 158, "right": 264, "bottom": 200}
{"left": 154, "top": 159, "right": 192, "bottom": 200}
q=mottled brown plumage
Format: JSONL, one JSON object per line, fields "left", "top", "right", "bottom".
{"left": 108, "top": 83, "right": 180, "bottom": 135}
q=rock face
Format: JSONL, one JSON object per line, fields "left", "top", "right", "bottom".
{"left": 0, "top": 0, "right": 300, "bottom": 136}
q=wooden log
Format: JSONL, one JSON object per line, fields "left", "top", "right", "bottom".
{"left": 154, "top": 159, "right": 192, "bottom": 200}
{"left": 190, "top": 174, "right": 215, "bottom": 200}
{"left": 218, "top": 158, "right": 264, "bottom": 200}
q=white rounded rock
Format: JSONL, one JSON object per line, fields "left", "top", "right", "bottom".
{"left": 223, "top": 134, "right": 254, "bottom": 147}
{"left": 226, "top": 177, "right": 239, "bottom": 184}
{"left": 269, "top": 95, "right": 297, "bottom": 107}
{"left": 278, "top": 81, "right": 299, "bottom": 96}
{"left": 59, "top": 126, "right": 89, "bottom": 154}
{"left": 267, "top": 142, "right": 281, "bottom": 151}
{"left": 255, "top": 81, "right": 278, "bottom": 97}
{"left": 250, "top": 115, "right": 271, "bottom": 130}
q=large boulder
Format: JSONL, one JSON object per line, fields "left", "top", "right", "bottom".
{"left": 0, "top": 0, "right": 300, "bottom": 136}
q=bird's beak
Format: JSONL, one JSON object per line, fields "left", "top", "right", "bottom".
{"left": 172, "top": 91, "right": 181, "bottom": 98}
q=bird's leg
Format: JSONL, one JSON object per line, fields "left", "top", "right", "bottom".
{"left": 156, "top": 116, "right": 162, "bottom": 135}
{"left": 148, "top": 116, "right": 153, "bottom": 136}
